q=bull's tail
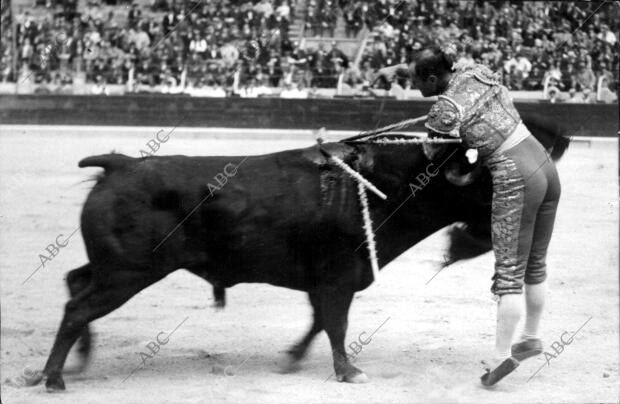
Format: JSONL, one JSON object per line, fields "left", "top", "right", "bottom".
{"left": 78, "top": 154, "right": 135, "bottom": 172}
{"left": 521, "top": 113, "right": 571, "bottom": 161}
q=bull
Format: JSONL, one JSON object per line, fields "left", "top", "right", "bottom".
{"left": 36, "top": 116, "right": 568, "bottom": 390}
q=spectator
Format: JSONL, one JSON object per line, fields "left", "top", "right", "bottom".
{"left": 132, "top": 26, "right": 151, "bottom": 52}
{"left": 375, "top": 19, "right": 394, "bottom": 40}
{"left": 327, "top": 40, "right": 348, "bottom": 69}
{"left": 359, "top": 60, "right": 374, "bottom": 85}
{"left": 276, "top": 1, "right": 291, "bottom": 21}
{"left": 254, "top": 0, "right": 274, "bottom": 18}
{"left": 503, "top": 51, "right": 532, "bottom": 88}
{"left": 573, "top": 59, "right": 596, "bottom": 91}
{"left": 189, "top": 30, "right": 207, "bottom": 57}
{"left": 319, "top": 1, "right": 337, "bottom": 37}
{"left": 343, "top": 2, "right": 362, "bottom": 38}
{"left": 305, "top": 6, "right": 319, "bottom": 37}
{"left": 220, "top": 42, "right": 240, "bottom": 68}
{"left": 595, "top": 60, "right": 615, "bottom": 89}
{"left": 280, "top": 60, "right": 294, "bottom": 86}
{"left": 239, "top": 77, "right": 261, "bottom": 97}
{"left": 91, "top": 74, "right": 109, "bottom": 94}
{"left": 255, "top": 75, "right": 272, "bottom": 95}
{"left": 597, "top": 77, "right": 619, "bottom": 103}
{"left": 308, "top": 42, "right": 327, "bottom": 68}
{"left": 342, "top": 64, "right": 362, "bottom": 87}
{"left": 598, "top": 24, "right": 617, "bottom": 45}
{"left": 205, "top": 42, "right": 221, "bottom": 61}
{"left": 288, "top": 41, "right": 308, "bottom": 68}
{"left": 280, "top": 80, "right": 308, "bottom": 98}
{"left": 523, "top": 66, "right": 544, "bottom": 91}
{"left": 581, "top": 88, "right": 593, "bottom": 103}
{"left": 263, "top": 48, "right": 281, "bottom": 84}
{"left": 565, "top": 88, "right": 580, "bottom": 103}
{"left": 162, "top": 9, "right": 178, "bottom": 35}
{"left": 367, "top": 37, "right": 386, "bottom": 70}
{"left": 360, "top": 2, "right": 376, "bottom": 30}
{"left": 135, "top": 59, "right": 154, "bottom": 85}
{"left": 546, "top": 86, "right": 562, "bottom": 103}
{"left": 127, "top": 3, "right": 141, "bottom": 29}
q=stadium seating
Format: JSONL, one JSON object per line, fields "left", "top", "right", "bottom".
{"left": 2, "top": 0, "right": 618, "bottom": 102}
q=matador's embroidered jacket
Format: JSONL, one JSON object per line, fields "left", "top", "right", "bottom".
{"left": 425, "top": 63, "right": 522, "bottom": 159}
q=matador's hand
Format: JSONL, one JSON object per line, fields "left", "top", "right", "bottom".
{"left": 373, "top": 63, "right": 409, "bottom": 85}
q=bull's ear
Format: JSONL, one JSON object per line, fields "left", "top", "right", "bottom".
{"left": 444, "top": 160, "right": 482, "bottom": 187}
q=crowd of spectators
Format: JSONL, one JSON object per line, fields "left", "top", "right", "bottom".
{"left": 304, "top": 0, "right": 337, "bottom": 37}
{"left": 3, "top": 0, "right": 619, "bottom": 102}
{"left": 1, "top": 2, "right": 13, "bottom": 82}
{"left": 8, "top": 0, "right": 295, "bottom": 91}
{"left": 354, "top": 0, "right": 619, "bottom": 102}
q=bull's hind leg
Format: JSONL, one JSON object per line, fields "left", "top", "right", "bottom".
{"left": 282, "top": 292, "right": 323, "bottom": 372}
{"left": 64, "top": 264, "right": 94, "bottom": 371}
{"left": 43, "top": 268, "right": 158, "bottom": 391}
{"left": 318, "top": 287, "right": 368, "bottom": 383}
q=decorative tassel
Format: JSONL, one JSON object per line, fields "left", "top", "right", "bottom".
{"left": 328, "top": 155, "right": 387, "bottom": 200}
{"left": 358, "top": 181, "right": 380, "bottom": 282}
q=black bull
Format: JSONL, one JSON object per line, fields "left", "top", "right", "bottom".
{"left": 38, "top": 116, "right": 568, "bottom": 390}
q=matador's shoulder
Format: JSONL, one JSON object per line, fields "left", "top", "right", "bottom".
{"left": 425, "top": 96, "right": 462, "bottom": 137}
{"left": 450, "top": 63, "right": 502, "bottom": 88}
{"left": 469, "top": 63, "right": 502, "bottom": 86}
{"left": 425, "top": 63, "right": 503, "bottom": 136}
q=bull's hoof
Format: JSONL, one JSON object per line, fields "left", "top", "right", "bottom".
{"left": 336, "top": 367, "right": 369, "bottom": 384}
{"left": 45, "top": 373, "right": 66, "bottom": 392}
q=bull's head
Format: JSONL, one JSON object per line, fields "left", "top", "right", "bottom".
{"left": 424, "top": 143, "right": 483, "bottom": 187}
{"left": 444, "top": 148, "right": 482, "bottom": 186}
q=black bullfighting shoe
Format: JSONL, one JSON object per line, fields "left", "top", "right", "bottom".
{"left": 511, "top": 338, "right": 543, "bottom": 361}
{"left": 480, "top": 357, "right": 520, "bottom": 387}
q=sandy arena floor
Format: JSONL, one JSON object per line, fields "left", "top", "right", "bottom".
{"left": 0, "top": 125, "right": 618, "bottom": 404}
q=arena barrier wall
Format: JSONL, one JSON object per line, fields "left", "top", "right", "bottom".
{"left": 0, "top": 95, "right": 617, "bottom": 137}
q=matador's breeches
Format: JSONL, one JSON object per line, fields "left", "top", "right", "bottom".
{"left": 485, "top": 135, "right": 561, "bottom": 295}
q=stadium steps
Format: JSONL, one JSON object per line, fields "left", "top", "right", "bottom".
{"left": 332, "top": 11, "right": 347, "bottom": 39}
{"left": 289, "top": 0, "right": 307, "bottom": 42}
{"left": 294, "top": 3, "right": 362, "bottom": 59}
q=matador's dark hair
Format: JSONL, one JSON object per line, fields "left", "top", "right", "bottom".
{"left": 414, "top": 45, "right": 457, "bottom": 80}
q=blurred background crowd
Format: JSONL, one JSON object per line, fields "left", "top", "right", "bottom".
{"left": 1, "top": 0, "right": 618, "bottom": 101}
{"left": 354, "top": 0, "right": 619, "bottom": 102}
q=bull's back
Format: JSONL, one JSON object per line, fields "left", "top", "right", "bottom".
{"left": 77, "top": 148, "right": 361, "bottom": 288}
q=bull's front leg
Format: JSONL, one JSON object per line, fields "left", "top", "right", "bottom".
{"left": 318, "top": 287, "right": 368, "bottom": 383}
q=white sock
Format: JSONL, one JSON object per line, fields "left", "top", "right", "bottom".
{"left": 521, "top": 282, "right": 546, "bottom": 340}
{"left": 495, "top": 294, "right": 523, "bottom": 361}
